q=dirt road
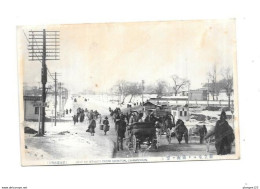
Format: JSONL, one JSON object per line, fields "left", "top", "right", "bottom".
{"left": 63, "top": 95, "right": 235, "bottom": 159}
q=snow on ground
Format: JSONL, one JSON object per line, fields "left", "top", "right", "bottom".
{"left": 187, "top": 108, "right": 235, "bottom": 130}
{"left": 23, "top": 94, "right": 236, "bottom": 163}
{"left": 23, "top": 120, "right": 114, "bottom": 162}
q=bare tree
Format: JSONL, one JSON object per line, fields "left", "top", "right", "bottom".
{"left": 144, "top": 84, "right": 159, "bottom": 94}
{"left": 112, "top": 80, "right": 128, "bottom": 104}
{"left": 155, "top": 80, "right": 167, "bottom": 97}
{"left": 171, "top": 75, "right": 190, "bottom": 96}
{"left": 208, "top": 64, "right": 220, "bottom": 100}
{"left": 126, "top": 82, "right": 142, "bottom": 102}
{"left": 219, "top": 67, "right": 233, "bottom": 109}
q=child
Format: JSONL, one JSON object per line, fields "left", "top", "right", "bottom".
{"left": 103, "top": 116, "right": 110, "bottom": 135}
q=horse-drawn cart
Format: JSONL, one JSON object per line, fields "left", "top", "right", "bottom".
{"left": 127, "top": 122, "right": 158, "bottom": 153}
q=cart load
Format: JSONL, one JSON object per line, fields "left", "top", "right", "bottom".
{"left": 128, "top": 122, "right": 158, "bottom": 153}
{"left": 130, "top": 122, "right": 156, "bottom": 136}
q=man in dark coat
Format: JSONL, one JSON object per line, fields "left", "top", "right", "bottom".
{"left": 73, "top": 115, "right": 78, "bottom": 125}
{"left": 87, "top": 115, "right": 96, "bottom": 136}
{"left": 205, "top": 111, "right": 234, "bottom": 155}
{"left": 117, "top": 114, "right": 127, "bottom": 150}
{"left": 119, "top": 114, "right": 127, "bottom": 136}
{"left": 80, "top": 112, "right": 85, "bottom": 122}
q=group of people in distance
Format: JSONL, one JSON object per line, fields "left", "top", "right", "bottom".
{"left": 72, "top": 108, "right": 100, "bottom": 125}
{"left": 71, "top": 107, "right": 101, "bottom": 136}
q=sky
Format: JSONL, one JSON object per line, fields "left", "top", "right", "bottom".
{"left": 18, "top": 19, "right": 236, "bottom": 93}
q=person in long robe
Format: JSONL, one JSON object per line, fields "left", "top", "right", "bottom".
{"left": 205, "top": 111, "right": 234, "bottom": 155}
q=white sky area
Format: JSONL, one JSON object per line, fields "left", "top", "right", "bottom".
{"left": 18, "top": 20, "right": 236, "bottom": 93}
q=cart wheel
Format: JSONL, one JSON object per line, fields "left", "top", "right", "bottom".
{"left": 132, "top": 135, "right": 137, "bottom": 153}
{"left": 154, "top": 141, "right": 158, "bottom": 149}
{"left": 166, "top": 129, "right": 171, "bottom": 144}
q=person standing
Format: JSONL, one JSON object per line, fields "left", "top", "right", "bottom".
{"left": 205, "top": 111, "right": 234, "bottom": 155}
{"left": 73, "top": 115, "right": 78, "bottom": 125}
{"left": 117, "top": 114, "right": 127, "bottom": 150}
{"left": 129, "top": 112, "right": 137, "bottom": 125}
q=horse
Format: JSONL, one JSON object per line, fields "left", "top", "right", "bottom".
{"left": 164, "top": 114, "right": 175, "bottom": 144}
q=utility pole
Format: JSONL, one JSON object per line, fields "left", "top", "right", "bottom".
{"left": 27, "top": 30, "right": 60, "bottom": 136}
{"left": 41, "top": 29, "right": 46, "bottom": 135}
{"left": 59, "top": 82, "right": 64, "bottom": 120}
{"left": 51, "top": 72, "right": 61, "bottom": 126}
{"left": 207, "top": 79, "right": 209, "bottom": 107}
{"left": 54, "top": 73, "right": 57, "bottom": 126}
{"left": 141, "top": 80, "right": 144, "bottom": 106}
{"left": 187, "top": 82, "right": 190, "bottom": 107}
{"left": 59, "top": 82, "right": 62, "bottom": 120}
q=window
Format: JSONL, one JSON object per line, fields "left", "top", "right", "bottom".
{"left": 180, "top": 111, "right": 183, "bottom": 116}
{"left": 184, "top": 111, "right": 187, "bottom": 116}
{"left": 35, "top": 107, "right": 39, "bottom": 114}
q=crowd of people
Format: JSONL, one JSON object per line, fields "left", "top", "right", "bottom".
{"left": 69, "top": 98, "right": 235, "bottom": 155}
{"left": 109, "top": 107, "right": 235, "bottom": 155}
{"left": 71, "top": 107, "right": 101, "bottom": 136}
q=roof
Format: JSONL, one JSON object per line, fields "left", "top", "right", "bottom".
{"left": 23, "top": 96, "right": 42, "bottom": 101}
{"left": 190, "top": 88, "right": 208, "bottom": 92}
{"left": 143, "top": 101, "right": 157, "bottom": 106}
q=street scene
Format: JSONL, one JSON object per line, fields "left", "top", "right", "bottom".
{"left": 18, "top": 20, "right": 239, "bottom": 165}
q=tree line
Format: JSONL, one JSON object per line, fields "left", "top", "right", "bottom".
{"left": 110, "top": 75, "right": 191, "bottom": 104}
{"left": 110, "top": 66, "right": 233, "bottom": 108}
{"left": 206, "top": 65, "right": 233, "bottom": 108}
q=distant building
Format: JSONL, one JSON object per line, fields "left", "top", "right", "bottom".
{"left": 171, "top": 106, "right": 190, "bottom": 121}
{"left": 143, "top": 101, "right": 158, "bottom": 110}
{"left": 23, "top": 96, "right": 42, "bottom": 121}
{"left": 189, "top": 89, "right": 208, "bottom": 101}
{"left": 213, "top": 89, "right": 234, "bottom": 101}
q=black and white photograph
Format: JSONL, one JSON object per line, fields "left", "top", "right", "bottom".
{"left": 17, "top": 19, "right": 239, "bottom": 165}
{"left": 1, "top": 0, "right": 260, "bottom": 188}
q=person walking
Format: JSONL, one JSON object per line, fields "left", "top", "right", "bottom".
{"left": 88, "top": 116, "right": 96, "bottom": 136}
{"left": 73, "top": 115, "right": 78, "bottom": 125}
{"left": 103, "top": 116, "right": 110, "bottom": 135}
{"left": 205, "top": 111, "right": 234, "bottom": 155}
{"left": 117, "top": 114, "right": 127, "bottom": 150}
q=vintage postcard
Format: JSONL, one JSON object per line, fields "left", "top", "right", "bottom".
{"left": 17, "top": 19, "right": 239, "bottom": 166}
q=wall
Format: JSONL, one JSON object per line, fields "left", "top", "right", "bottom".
{"left": 24, "top": 100, "right": 39, "bottom": 121}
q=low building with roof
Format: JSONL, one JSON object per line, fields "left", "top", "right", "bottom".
{"left": 23, "top": 96, "right": 42, "bottom": 121}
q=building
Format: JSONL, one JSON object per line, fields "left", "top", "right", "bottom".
{"left": 171, "top": 106, "right": 190, "bottom": 121}
{"left": 213, "top": 89, "right": 234, "bottom": 101}
{"left": 23, "top": 96, "right": 42, "bottom": 121}
{"left": 189, "top": 89, "right": 208, "bottom": 101}
{"left": 143, "top": 101, "right": 158, "bottom": 110}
